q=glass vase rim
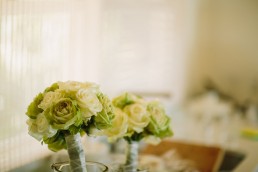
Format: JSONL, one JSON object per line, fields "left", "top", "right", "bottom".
{"left": 51, "top": 160, "right": 109, "bottom": 172}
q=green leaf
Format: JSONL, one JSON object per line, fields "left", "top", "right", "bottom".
{"left": 94, "top": 93, "right": 114, "bottom": 129}
{"left": 82, "top": 117, "right": 95, "bottom": 135}
{"left": 68, "top": 125, "right": 81, "bottom": 135}
{"left": 112, "top": 93, "right": 135, "bottom": 109}
{"left": 26, "top": 93, "right": 44, "bottom": 119}
{"left": 43, "top": 132, "right": 66, "bottom": 152}
{"left": 157, "top": 126, "right": 173, "bottom": 138}
{"left": 124, "top": 132, "right": 144, "bottom": 143}
{"left": 147, "top": 117, "right": 173, "bottom": 138}
{"left": 44, "top": 82, "right": 59, "bottom": 93}
{"left": 146, "top": 101, "right": 173, "bottom": 139}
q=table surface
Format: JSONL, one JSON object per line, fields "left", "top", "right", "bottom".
{"left": 233, "top": 138, "right": 258, "bottom": 172}
{"left": 10, "top": 138, "right": 258, "bottom": 172}
{"left": 10, "top": 109, "right": 258, "bottom": 172}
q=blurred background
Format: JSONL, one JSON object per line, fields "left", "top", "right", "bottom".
{"left": 0, "top": 0, "right": 258, "bottom": 171}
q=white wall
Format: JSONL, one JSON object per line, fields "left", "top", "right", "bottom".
{"left": 186, "top": 0, "right": 258, "bottom": 105}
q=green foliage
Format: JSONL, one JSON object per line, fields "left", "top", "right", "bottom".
{"left": 124, "top": 132, "right": 144, "bottom": 143}
{"left": 94, "top": 93, "right": 114, "bottom": 129}
{"left": 43, "top": 132, "right": 66, "bottom": 152}
{"left": 112, "top": 92, "right": 135, "bottom": 109}
{"left": 146, "top": 102, "right": 173, "bottom": 138}
{"left": 44, "top": 82, "right": 59, "bottom": 93}
{"left": 26, "top": 93, "right": 44, "bottom": 119}
{"left": 146, "top": 117, "right": 173, "bottom": 138}
{"left": 68, "top": 125, "right": 82, "bottom": 135}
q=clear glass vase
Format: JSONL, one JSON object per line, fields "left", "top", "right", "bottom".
{"left": 120, "top": 165, "right": 148, "bottom": 172}
{"left": 110, "top": 163, "right": 148, "bottom": 172}
{"left": 51, "top": 161, "right": 109, "bottom": 172}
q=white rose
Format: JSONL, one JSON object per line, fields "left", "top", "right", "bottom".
{"left": 27, "top": 113, "right": 57, "bottom": 141}
{"left": 76, "top": 89, "right": 102, "bottom": 115}
{"left": 27, "top": 119, "right": 42, "bottom": 141}
{"left": 58, "top": 81, "right": 99, "bottom": 93}
{"left": 124, "top": 103, "right": 150, "bottom": 133}
{"left": 58, "top": 81, "right": 83, "bottom": 92}
{"left": 104, "top": 108, "right": 128, "bottom": 141}
{"left": 81, "top": 108, "right": 95, "bottom": 119}
{"left": 81, "top": 82, "right": 100, "bottom": 92}
{"left": 36, "top": 113, "right": 50, "bottom": 133}
{"left": 38, "top": 91, "right": 63, "bottom": 110}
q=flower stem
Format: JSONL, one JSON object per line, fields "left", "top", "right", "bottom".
{"left": 64, "top": 132, "right": 87, "bottom": 172}
{"left": 124, "top": 141, "right": 139, "bottom": 172}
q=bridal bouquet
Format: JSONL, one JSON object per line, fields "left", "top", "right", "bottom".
{"left": 26, "top": 81, "right": 114, "bottom": 172}
{"left": 104, "top": 93, "right": 173, "bottom": 172}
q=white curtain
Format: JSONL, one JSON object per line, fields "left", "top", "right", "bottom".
{"left": 0, "top": 0, "right": 101, "bottom": 170}
{"left": 0, "top": 0, "right": 196, "bottom": 170}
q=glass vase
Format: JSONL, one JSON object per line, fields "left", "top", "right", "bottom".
{"left": 110, "top": 164, "right": 148, "bottom": 172}
{"left": 51, "top": 161, "right": 109, "bottom": 172}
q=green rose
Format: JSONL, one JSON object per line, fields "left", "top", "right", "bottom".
{"left": 146, "top": 101, "right": 173, "bottom": 138}
{"left": 26, "top": 93, "right": 44, "bottom": 119}
{"left": 46, "top": 98, "right": 83, "bottom": 130}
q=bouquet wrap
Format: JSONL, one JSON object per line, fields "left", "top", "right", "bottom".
{"left": 124, "top": 141, "right": 139, "bottom": 172}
